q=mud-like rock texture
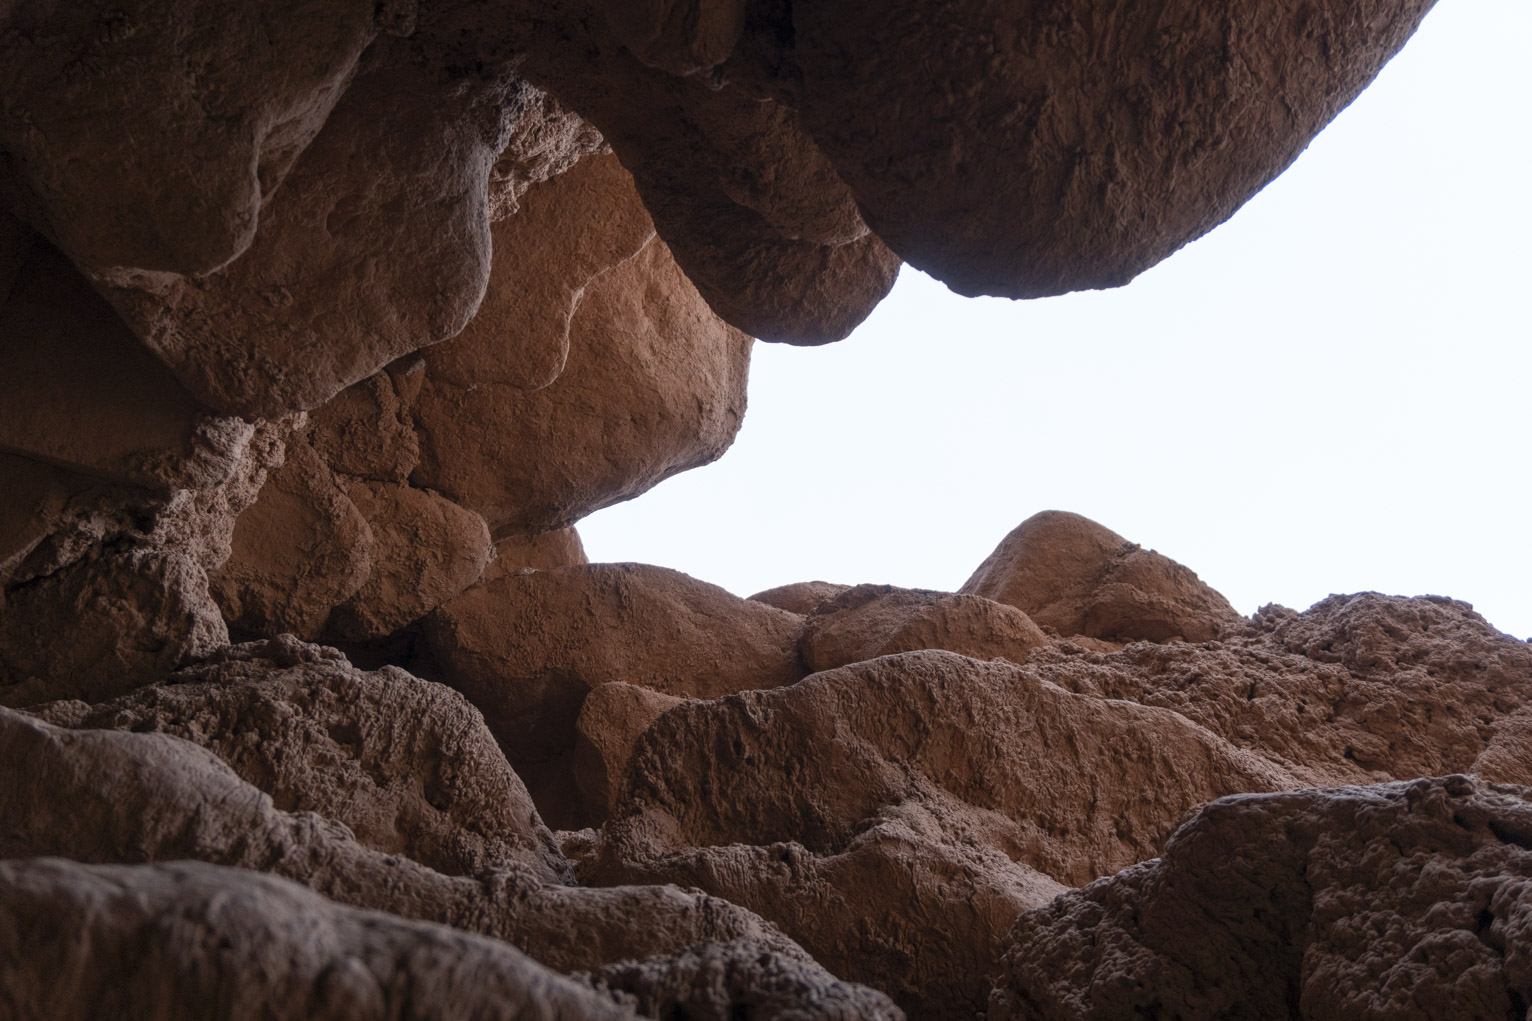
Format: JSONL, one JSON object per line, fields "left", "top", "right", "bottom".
{"left": 963, "top": 510, "right": 1240, "bottom": 643}
{"left": 0, "top": 3, "right": 1477, "bottom": 1018}
{"left": 595, "top": 649, "right": 1295, "bottom": 1016}
{"left": 421, "top": 563, "right": 805, "bottom": 826}
{"left": 991, "top": 776, "right": 1532, "bottom": 1020}
{"left": 800, "top": 583, "right": 1049, "bottom": 673}
{"left": 0, "top": 858, "right": 636, "bottom": 1021}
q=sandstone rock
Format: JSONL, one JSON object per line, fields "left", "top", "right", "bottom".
{"left": 421, "top": 563, "right": 805, "bottom": 827}
{"left": 31, "top": 636, "right": 567, "bottom": 881}
{"left": 305, "top": 369, "right": 421, "bottom": 483}
{"left": 482, "top": 526, "right": 589, "bottom": 583}
{"left": 596, "top": 0, "right": 748, "bottom": 78}
{"left": 0, "top": 242, "right": 252, "bottom": 490}
{"left": 210, "top": 435, "right": 373, "bottom": 640}
{"left": 990, "top": 776, "right": 1532, "bottom": 1020}
{"left": 800, "top": 583, "right": 1049, "bottom": 673}
{"left": 597, "top": 650, "right": 1295, "bottom": 1016}
{"left": 0, "top": 0, "right": 375, "bottom": 277}
{"left": 326, "top": 481, "right": 492, "bottom": 642}
{"left": 573, "top": 682, "right": 687, "bottom": 819}
{"left": 0, "top": 455, "right": 81, "bottom": 586}
{"left": 585, "top": 937, "right": 904, "bottom": 1021}
{"left": 411, "top": 236, "right": 753, "bottom": 534}
{"left": 749, "top": 580, "right": 851, "bottom": 615}
{"left": 523, "top": 24, "right": 902, "bottom": 343}
{"left": 1027, "top": 592, "right": 1532, "bottom": 789}
{"left": 961, "top": 510, "right": 1239, "bottom": 643}
{"left": 0, "top": 704, "right": 822, "bottom": 977}
{"left": 487, "top": 91, "right": 608, "bottom": 222}
{"left": 787, "top": 0, "right": 1438, "bottom": 298}
{"left": 0, "top": 858, "right": 638, "bottom": 1021}
{"left": 425, "top": 151, "right": 655, "bottom": 395}
{"left": 102, "top": 58, "right": 512, "bottom": 417}
{"left": 0, "top": 548, "right": 226, "bottom": 707}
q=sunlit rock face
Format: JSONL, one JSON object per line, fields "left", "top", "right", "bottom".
{"left": 4, "top": 1, "right": 1503, "bottom": 1017}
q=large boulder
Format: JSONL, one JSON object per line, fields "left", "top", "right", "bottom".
{"left": 991, "top": 776, "right": 1532, "bottom": 1020}
{"left": 961, "top": 510, "right": 1240, "bottom": 643}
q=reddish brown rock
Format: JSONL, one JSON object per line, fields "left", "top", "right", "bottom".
{"left": 990, "top": 776, "right": 1532, "bottom": 1020}
{"left": 482, "top": 526, "right": 589, "bottom": 583}
{"left": 0, "top": 548, "right": 227, "bottom": 707}
{"left": 0, "top": 0, "right": 375, "bottom": 277}
{"left": 596, "top": 650, "right": 1294, "bottom": 1016}
{"left": 326, "top": 481, "right": 492, "bottom": 642}
{"left": 210, "top": 435, "right": 373, "bottom": 640}
{"left": 749, "top": 580, "right": 851, "bottom": 615}
{"left": 0, "top": 703, "right": 815, "bottom": 977}
{"left": 787, "top": 0, "right": 1438, "bottom": 298}
{"left": 0, "top": 242, "right": 252, "bottom": 491}
{"left": 573, "top": 682, "right": 687, "bottom": 819}
{"left": 421, "top": 562, "right": 805, "bottom": 827}
{"left": 411, "top": 236, "right": 753, "bottom": 534}
{"left": 425, "top": 151, "right": 655, "bottom": 395}
{"left": 0, "top": 858, "right": 638, "bottom": 1021}
{"left": 1027, "top": 592, "right": 1532, "bottom": 789}
{"left": 304, "top": 368, "right": 421, "bottom": 483}
{"left": 961, "top": 511, "right": 1239, "bottom": 643}
{"left": 800, "top": 583, "right": 1049, "bottom": 673}
{"left": 32, "top": 635, "right": 567, "bottom": 881}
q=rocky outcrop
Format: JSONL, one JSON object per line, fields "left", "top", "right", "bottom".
{"left": 420, "top": 563, "right": 805, "bottom": 827}
{"left": 594, "top": 650, "right": 1295, "bottom": 1017}
{"left": 0, "top": 858, "right": 638, "bottom": 1021}
{"left": 991, "top": 776, "right": 1532, "bottom": 1020}
{"left": 799, "top": 583, "right": 1049, "bottom": 673}
{"left": 962, "top": 510, "right": 1240, "bottom": 643}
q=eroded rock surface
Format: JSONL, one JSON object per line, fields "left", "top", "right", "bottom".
{"left": 991, "top": 776, "right": 1532, "bottom": 1020}
{"left": 421, "top": 563, "right": 805, "bottom": 827}
{"left": 962, "top": 510, "right": 1240, "bottom": 643}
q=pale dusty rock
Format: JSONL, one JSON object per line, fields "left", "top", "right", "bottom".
{"left": 0, "top": 0, "right": 375, "bottom": 277}
{"left": 961, "top": 510, "right": 1239, "bottom": 643}
{"left": 427, "top": 151, "right": 655, "bottom": 394}
{"left": 482, "top": 526, "right": 588, "bottom": 583}
{"left": 102, "top": 58, "right": 512, "bottom": 417}
{"left": 990, "top": 776, "right": 1532, "bottom": 1021}
{"left": 787, "top": 0, "right": 1439, "bottom": 299}
{"left": 1027, "top": 592, "right": 1532, "bottom": 789}
{"left": 800, "top": 583, "right": 1049, "bottom": 673}
{"left": 31, "top": 636, "right": 567, "bottom": 882}
{"left": 523, "top": 24, "right": 901, "bottom": 343}
{"left": 210, "top": 435, "right": 373, "bottom": 640}
{"left": 584, "top": 937, "right": 904, "bottom": 1021}
{"left": 0, "top": 242, "right": 253, "bottom": 490}
{"left": 420, "top": 563, "right": 805, "bottom": 827}
{"left": 412, "top": 236, "right": 753, "bottom": 534}
{"left": 574, "top": 682, "right": 687, "bottom": 820}
{"left": 596, "top": 650, "right": 1295, "bottom": 1017}
{"left": 0, "top": 704, "right": 822, "bottom": 976}
{"left": 748, "top": 580, "right": 851, "bottom": 615}
{"left": 326, "top": 481, "right": 492, "bottom": 642}
{"left": 0, "top": 548, "right": 227, "bottom": 707}
{"left": 0, "top": 858, "right": 638, "bottom": 1021}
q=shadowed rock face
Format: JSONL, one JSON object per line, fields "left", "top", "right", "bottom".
{"left": 0, "top": 3, "right": 1483, "bottom": 1019}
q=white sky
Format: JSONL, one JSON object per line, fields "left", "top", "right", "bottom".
{"left": 582, "top": 0, "right": 1532, "bottom": 641}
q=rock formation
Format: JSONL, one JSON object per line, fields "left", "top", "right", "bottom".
{"left": 6, "top": 1, "right": 1518, "bottom": 1018}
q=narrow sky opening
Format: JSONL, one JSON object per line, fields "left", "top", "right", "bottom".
{"left": 581, "top": 0, "right": 1532, "bottom": 640}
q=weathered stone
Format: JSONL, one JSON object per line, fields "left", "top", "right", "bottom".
{"left": 420, "top": 563, "right": 804, "bottom": 827}
{"left": 991, "top": 776, "right": 1532, "bottom": 1020}
{"left": 800, "top": 583, "right": 1049, "bottom": 673}
{"left": 748, "top": 580, "right": 851, "bottom": 615}
{"left": 482, "top": 526, "right": 588, "bottom": 583}
{"left": 962, "top": 510, "right": 1240, "bottom": 643}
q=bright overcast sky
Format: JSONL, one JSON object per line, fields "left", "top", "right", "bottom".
{"left": 582, "top": 0, "right": 1532, "bottom": 641}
